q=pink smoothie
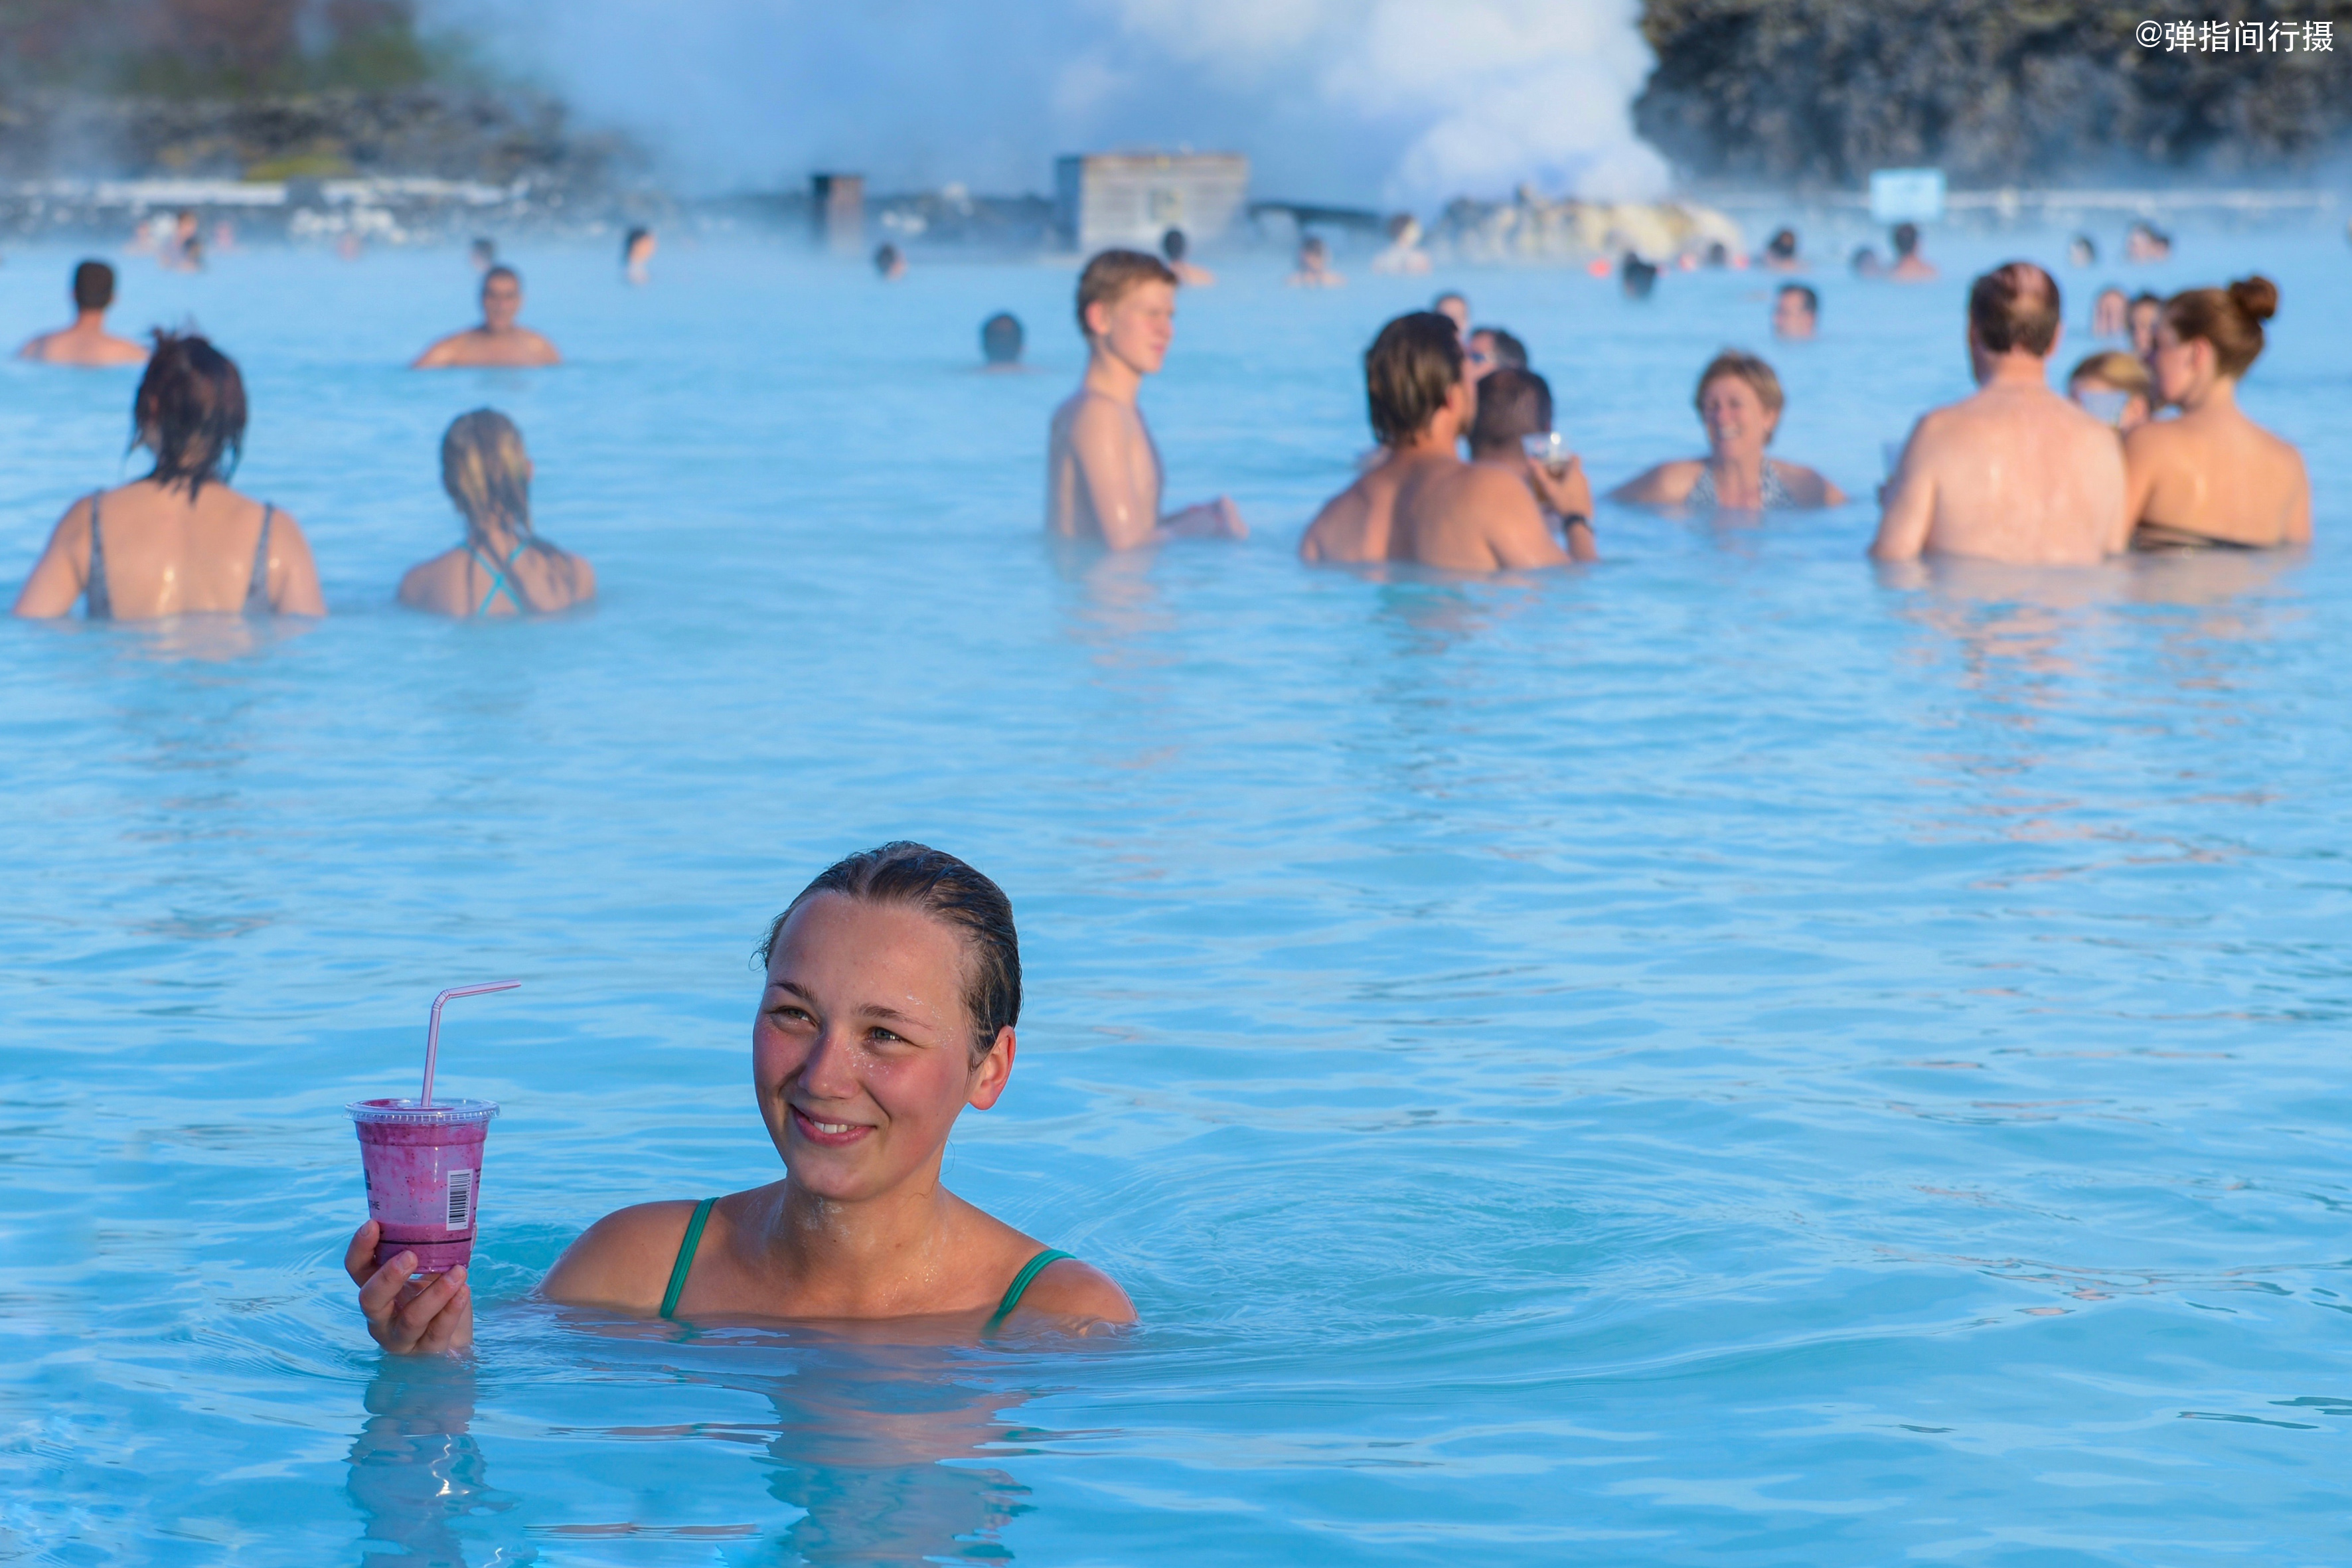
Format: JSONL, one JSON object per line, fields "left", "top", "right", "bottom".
{"left": 349, "top": 1098, "right": 497, "bottom": 1275}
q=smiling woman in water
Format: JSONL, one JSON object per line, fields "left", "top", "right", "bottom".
{"left": 348, "top": 842, "right": 1135, "bottom": 1352}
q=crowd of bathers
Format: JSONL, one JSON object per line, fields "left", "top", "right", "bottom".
{"left": 8, "top": 217, "right": 2315, "bottom": 623}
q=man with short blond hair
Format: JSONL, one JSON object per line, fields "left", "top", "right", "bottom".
{"left": 1046, "top": 250, "right": 1244, "bottom": 548}
{"left": 1871, "top": 262, "right": 2125, "bottom": 564}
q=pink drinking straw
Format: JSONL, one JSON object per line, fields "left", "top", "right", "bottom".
{"left": 420, "top": 980, "right": 520, "bottom": 1105}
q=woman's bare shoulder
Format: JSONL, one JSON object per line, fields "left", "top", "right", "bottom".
{"left": 1014, "top": 1255, "right": 1137, "bottom": 1327}
{"left": 542, "top": 1198, "right": 708, "bottom": 1310}
{"left": 1611, "top": 459, "right": 1701, "bottom": 505}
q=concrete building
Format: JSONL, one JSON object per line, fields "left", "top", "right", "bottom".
{"left": 1054, "top": 152, "right": 1248, "bottom": 255}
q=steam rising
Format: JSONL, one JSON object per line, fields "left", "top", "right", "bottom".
{"left": 444, "top": 0, "right": 1668, "bottom": 207}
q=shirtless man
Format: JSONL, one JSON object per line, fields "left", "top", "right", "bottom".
{"left": 1871, "top": 262, "right": 2125, "bottom": 566}
{"left": 412, "top": 266, "right": 561, "bottom": 369}
{"left": 1046, "top": 249, "right": 1245, "bottom": 550}
{"left": 1468, "top": 367, "right": 1597, "bottom": 562}
{"left": 1299, "top": 312, "right": 1571, "bottom": 572}
{"left": 18, "top": 261, "right": 148, "bottom": 366}
{"left": 1161, "top": 228, "right": 1214, "bottom": 287}
{"left": 1888, "top": 223, "right": 1938, "bottom": 281}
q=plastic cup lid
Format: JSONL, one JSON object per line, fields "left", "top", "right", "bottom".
{"left": 347, "top": 1097, "right": 499, "bottom": 1125}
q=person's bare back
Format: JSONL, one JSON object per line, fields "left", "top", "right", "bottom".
{"left": 19, "top": 261, "right": 146, "bottom": 367}
{"left": 1300, "top": 311, "right": 1569, "bottom": 572}
{"left": 2122, "top": 277, "right": 2310, "bottom": 549}
{"left": 1873, "top": 261, "right": 2125, "bottom": 566}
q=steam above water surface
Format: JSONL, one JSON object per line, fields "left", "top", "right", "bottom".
{"left": 445, "top": 0, "right": 1670, "bottom": 205}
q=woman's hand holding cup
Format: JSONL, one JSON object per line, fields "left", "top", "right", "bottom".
{"left": 347, "top": 1219, "right": 474, "bottom": 1356}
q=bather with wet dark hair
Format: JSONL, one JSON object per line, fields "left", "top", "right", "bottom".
{"left": 2124, "top": 276, "right": 2310, "bottom": 550}
{"left": 1761, "top": 227, "right": 1801, "bottom": 271}
{"left": 980, "top": 312, "right": 1024, "bottom": 368}
{"left": 622, "top": 226, "right": 657, "bottom": 285}
{"left": 398, "top": 409, "right": 596, "bottom": 616}
{"left": 1160, "top": 226, "right": 1214, "bottom": 287}
{"left": 17, "top": 260, "right": 148, "bottom": 366}
{"left": 1888, "top": 222, "right": 1937, "bottom": 281}
{"left": 346, "top": 841, "right": 1135, "bottom": 1354}
{"left": 12, "top": 332, "right": 325, "bottom": 619}
{"left": 1299, "top": 311, "right": 1569, "bottom": 570}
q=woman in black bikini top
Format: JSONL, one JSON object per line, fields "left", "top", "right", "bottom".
{"left": 349, "top": 842, "right": 1135, "bottom": 1354}
{"left": 9, "top": 331, "right": 325, "bottom": 621}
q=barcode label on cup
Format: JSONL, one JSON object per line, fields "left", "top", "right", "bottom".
{"left": 446, "top": 1168, "right": 475, "bottom": 1229}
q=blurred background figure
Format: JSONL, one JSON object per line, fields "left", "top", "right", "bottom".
{"left": 1432, "top": 291, "right": 1470, "bottom": 337}
{"left": 2125, "top": 220, "right": 2173, "bottom": 262}
{"left": 335, "top": 232, "right": 364, "bottom": 262}
{"left": 1464, "top": 325, "right": 1526, "bottom": 384}
{"left": 2067, "top": 350, "right": 2154, "bottom": 433}
{"left": 1620, "top": 253, "right": 1659, "bottom": 299}
{"left": 1888, "top": 222, "right": 1936, "bottom": 281}
{"left": 874, "top": 242, "right": 906, "bottom": 280}
{"left": 2092, "top": 285, "right": 2130, "bottom": 337}
{"left": 1760, "top": 227, "right": 1801, "bottom": 270}
{"left": 1372, "top": 214, "right": 1433, "bottom": 275}
{"left": 18, "top": 260, "right": 148, "bottom": 366}
{"left": 399, "top": 409, "right": 595, "bottom": 617}
{"left": 1287, "top": 234, "right": 1343, "bottom": 287}
{"left": 1772, "top": 283, "right": 1818, "bottom": 341}
{"left": 2127, "top": 291, "right": 2164, "bottom": 357}
{"left": 2067, "top": 234, "right": 2098, "bottom": 267}
{"left": 160, "top": 210, "right": 202, "bottom": 272}
{"left": 623, "top": 226, "right": 657, "bottom": 285}
{"left": 1851, "top": 245, "right": 1884, "bottom": 278}
{"left": 980, "top": 311, "right": 1024, "bottom": 370}
{"left": 469, "top": 237, "right": 497, "bottom": 272}
{"left": 1161, "top": 227, "right": 1214, "bottom": 287}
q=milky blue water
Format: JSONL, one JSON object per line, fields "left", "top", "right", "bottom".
{"left": 1, "top": 226, "right": 2347, "bottom": 1566}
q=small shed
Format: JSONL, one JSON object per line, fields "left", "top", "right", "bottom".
{"left": 1054, "top": 152, "right": 1249, "bottom": 255}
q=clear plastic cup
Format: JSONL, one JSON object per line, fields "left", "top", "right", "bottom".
{"left": 349, "top": 1098, "right": 498, "bottom": 1275}
{"left": 1521, "top": 431, "right": 1573, "bottom": 475}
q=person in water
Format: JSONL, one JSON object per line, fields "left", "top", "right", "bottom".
{"left": 1850, "top": 246, "right": 1884, "bottom": 279}
{"left": 1468, "top": 366, "right": 1597, "bottom": 562}
{"left": 398, "top": 410, "right": 595, "bottom": 616}
{"left": 2125, "top": 220, "right": 2173, "bottom": 264}
{"left": 412, "top": 266, "right": 561, "bottom": 369}
{"left": 1888, "top": 222, "right": 1937, "bottom": 281}
{"left": 13, "top": 332, "right": 325, "bottom": 620}
{"left": 1371, "top": 214, "right": 1433, "bottom": 275}
{"left": 1464, "top": 326, "right": 1526, "bottom": 384}
{"left": 980, "top": 312, "right": 1024, "bottom": 369}
{"left": 1611, "top": 351, "right": 1845, "bottom": 511}
{"left": 1046, "top": 249, "right": 1245, "bottom": 548}
{"left": 2067, "top": 234, "right": 2098, "bottom": 268}
{"left": 1298, "top": 311, "right": 1572, "bottom": 571}
{"left": 348, "top": 842, "right": 1135, "bottom": 1352}
{"left": 1160, "top": 228, "right": 1214, "bottom": 287}
{"left": 2123, "top": 276, "right": 2310, "bottom": 550}
{"left": 1432, "top": 292, "right": 1470, "bottom": 338}
{"left": 17, "top": 260, "right": 148, "bottom": 366}
{"left": 2126, "top": 291, "right": 2163, "bottom": 358}
{"left": 1620, "top": 254, "right": 1660, "bottom": 299}
{"left": 2066, "top": 350, "right": 2154, "bottom": 433}
{"left": 1871, "top": 262, "right": 2124, "bottom": 565}
{"left": 874, "top": 243, "right": 907, "bottom": 281}
{"left": 1761, "top": 227, "right": 1802, "bottom": 271}
{"left": 1287, "top": 235, "right": 1344, "bottom": 287}
{"left": 1771, "top": 283, "right": 1818, "bottom": 341}
{"left": 2091, "top": 285, "right": 2130, "bottom": 339}
{"left": 622, "top": 226, "right": 657, "bottom": 285}
{"left": 469, "top": 237, "right": 497, "bottom": 274}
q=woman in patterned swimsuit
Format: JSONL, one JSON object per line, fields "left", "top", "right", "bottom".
{"left": 1611, "top": 350, "right": 1847, "bottom": 513}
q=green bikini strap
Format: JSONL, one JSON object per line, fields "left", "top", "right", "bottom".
{"left": 659, "top": 1197, "right": 717, "bottom": 1322}
{"left": 987, "top": 1248, "right": 1075, "bottom": 1328}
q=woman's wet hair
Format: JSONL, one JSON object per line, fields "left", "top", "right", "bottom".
{"left": 1363, "top": 311, "right": 1464, "bottom": 447}
{"left": 1468, "top": 367, "right": 1553, "bottom": 452}
{"left": 980, "top": 311, "right": 1024, "bottom": 364}
{"left": 1967, "top": 262, "right": 2061, "bottom": 356}
{"left": 1075, "top": 248, "right": 1176, "bottom": 334}
{"left": 2067, "top": 349, "right": 2154, "bottom": 402}
{"left": 760, "top": 842, "right": 1022, "bottom": 1061}
{"left": 1693, "top": 349, "right": 1785, "bottom": 424}
{"left": 131, "top": 331, "right": 246, "bottom": 499}
{"left": 440, "top": 408, "right": 537, "bottom": 548}
{"left": 2163, "top": 275, "right": 2278, "bottom": 378}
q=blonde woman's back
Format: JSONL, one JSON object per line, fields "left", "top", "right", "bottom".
{"left": 399, "top": 408, "right": 595, "bottom": 617}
